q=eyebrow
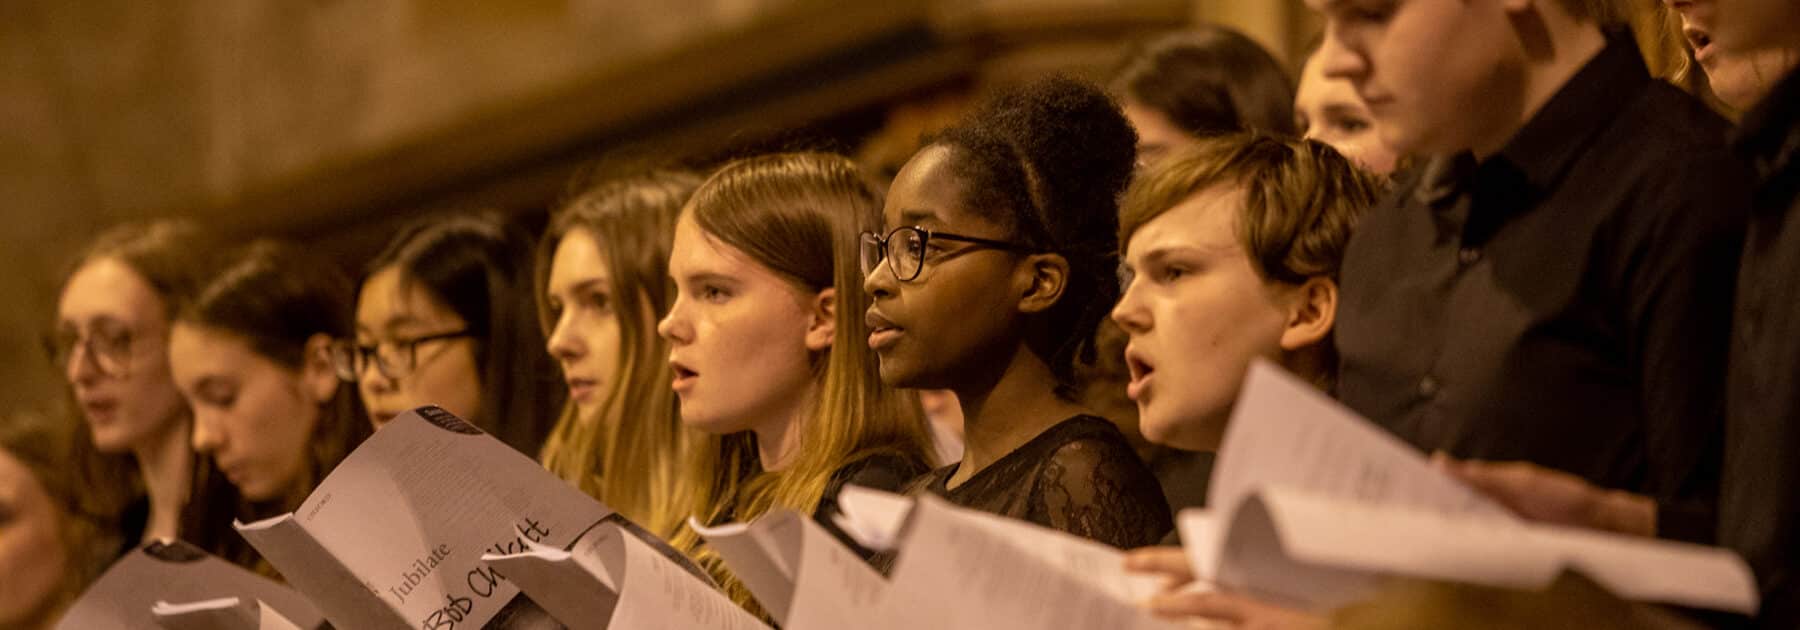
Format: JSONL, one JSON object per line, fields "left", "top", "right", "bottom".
{"left": 679, "top": 271, "right": 741, "bottom": 287}
{"left": 552, "top": 277, "right": 610, "bottom": 296}
{"left": 357, "top": 313, "right": 422, "bottom": 337}
{"left": 1132, "top": 243, "right": 1226, "bottom": 267}
{"left": 1321, "top": 103, "right": 1366, "bottom": 119}
{"left": 898, "top": 209, "right": 943, "bottom": 227}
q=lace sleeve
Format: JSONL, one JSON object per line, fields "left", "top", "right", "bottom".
{"left": 1034, "top": 437, "right": 1173, "bottom": 549}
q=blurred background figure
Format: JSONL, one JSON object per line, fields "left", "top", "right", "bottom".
{"left": 1109, "top": 25, "right": 1298, "bottom": 165}
{"left": 0, "top": 410, "right": 117, "bottom": 630}
{"left": 49, "top": 220, "right": 250, "bottom": 564}
{"left": 1294, "top": 38, "right": 1401, "bottom": 176}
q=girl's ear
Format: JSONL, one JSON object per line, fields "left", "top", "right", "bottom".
{"left": 1015, "top": 253, "right": 1071, "bottom": 315}
{"left": 804, "top": 287, "right": 837, "bottom": 351}
{"left": 1277, "top": 276, "right": 1338, "bottom": 351}
{"left": 302, "top": 333, "right": 341, "bottom": 403}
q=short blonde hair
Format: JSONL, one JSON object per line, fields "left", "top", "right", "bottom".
{"left": 1120, "top": 133, "right": 1382, "bottom": 285}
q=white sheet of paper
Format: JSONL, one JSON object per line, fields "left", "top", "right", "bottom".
{"left": 57, "top": 541, "right": 326, "bottom": 630}
{"left": 152, "top": 597, "right": 256, "bottom": 630}
{"left": 831, "top": 485, "right": 916, "bottom": 552}
{"left": 235, "top": 406, "right": 614, "bottom": 630}
{"left": 1188, "top": 360, "right": 1516, "bottom": 580}
{"left": 773, "top": 509, "right": 892, "bottom": 630}
{"left": 1216, "top": 486, "right": 1758, "bottom": 614}
{"left": 598, "top": 522, "right": 773, "bottom": 630}
{"left": 690, "top": 513, "right": 801, "bottom": 623}
{"left": 874, "top": 493, "right": 1186, "bottom": 630}
{"left": 480, "top": 536, "right": 621, "bottom": 630}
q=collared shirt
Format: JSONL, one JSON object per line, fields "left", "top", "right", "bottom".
{"left": 1724, "top": 65, "right": 1800, "bottom": 628}
{"left": 1334, "top": 31, "right": 1751, "bottom": 543}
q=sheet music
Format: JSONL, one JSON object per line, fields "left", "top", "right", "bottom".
{"left": 874, "top": 494, "right": 1186, "bottom": 630}
{"left": 690, "top": 513, "right": 801, "bottom": 623}
{"left": 597, "top": 522, "right": 773, "bottom": 630}
{"left": 235, "top": 406, "right": 613, "bottom": 630}
{"left": 56, "top": 540, "right": 326, "bottom": 630}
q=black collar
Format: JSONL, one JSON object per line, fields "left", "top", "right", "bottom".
{"left": 1733, "top": 66, "right": 1800, "bottom": 210}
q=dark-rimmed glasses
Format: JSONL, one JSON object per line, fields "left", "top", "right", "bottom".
{"left": 43, "top": 321, "right": 137, "bottom": 378}
{"left": 329, "top": 330, "right": 473, "bottom": 382}
{"left": 860, "top": 226, "right": 1035, "bottom": 282}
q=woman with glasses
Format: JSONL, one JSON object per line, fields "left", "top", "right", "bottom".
{"left": 532, "top": 168, "right": 702, "bottom": 537}
{"left": 861, "top": 76, "right": 1171, "bottom": 548}
{"left": 50, "top": 220, "right": 242, "bottom": 560}
{"left": 658, "top": 152, "right": 936, "bottom": 619}
{"left": 167, "top": 241, "right": 370, "bottom": 574}
{"left": 337, "top": 212, "right": 561, "bottom": 456}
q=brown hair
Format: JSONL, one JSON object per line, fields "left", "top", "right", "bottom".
{"left": 53, "top": 220, "right": 247, "bottom": 566}
{"left": 0, "top": 409, "right": 116, "bottom": 626}
{"left": 177, "top": 240, "right": 371, "bottom": 573}
{"left": 665, "top": 152, "right": 934, "bottom": 617}
{"left": 1109, "top": 26, "right": 1297, "bottom": 138}
{"left": 534, "top": 168, "right": 703, "bottom": 536}
{"left": 1120, "top": 134, "right": 1383, "bottom": 383}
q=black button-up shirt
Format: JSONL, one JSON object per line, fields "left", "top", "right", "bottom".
{"left": 1334, "top": 31, "right": 1751, "bottom": 543}
{"left": 1724, "top": 65, "right": 1800, "bottom": 628}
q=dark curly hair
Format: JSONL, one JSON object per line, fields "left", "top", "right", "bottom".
{"left": 928, "top": 75, "right": 1137, "bottom": 396}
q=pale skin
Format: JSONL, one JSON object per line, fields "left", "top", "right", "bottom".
{"left": 56, "top": 258, "right": 192, "bottom": 543}
{"left": 544, "top": 228, "right": 625, "bottom": 420}
{"left": 658, "top": 214, "right": 836, "bottom": 471}
{"left": 1112, "top": 186, "right": 1337, "bottom": 629}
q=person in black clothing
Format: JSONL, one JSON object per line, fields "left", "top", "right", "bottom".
{"left": 860, "top": 76, "right": 1171, "bottom": 550}
{"left": 1311, "top": 0, "right": 1749, "bottom": 547}
{"left": 1446, "top": 2, "right": 1800, "bottom": 626}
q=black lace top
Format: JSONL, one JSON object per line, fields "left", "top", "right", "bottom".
{"left": 907, "top": 415, "right": 1172, "bottom": 548}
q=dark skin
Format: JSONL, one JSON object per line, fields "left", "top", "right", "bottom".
{"left": 863, "top": 145, "right": 1091, "bottom": 489}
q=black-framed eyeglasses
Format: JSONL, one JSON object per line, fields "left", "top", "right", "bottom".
{"left": 43, "top": 321, "right": 137, "bottom": 378}
{"left": 860, "top": 226, "right": 1036, "bottom": 282}
{"left": 328, "top": 330, "right": 473, "bottom": 382}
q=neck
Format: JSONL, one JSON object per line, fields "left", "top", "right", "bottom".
{"left": 753, "top": 386, "right": 812, "bottom": 472}
{"left": 134, "top": 419, "right": 193, "bottom": 543}
{"left": 1470, "top": 22, "right": 1607, "bottom": 159}
{"left": 950, "top": 344, "right": 1086, "bottom": 486}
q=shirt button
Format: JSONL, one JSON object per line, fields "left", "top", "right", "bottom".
{"left": 1458, "top": 247, "right": 1482, "bottom": 265}
{"left": 1418, "top": 375, "right": 1440, "bottom": 399}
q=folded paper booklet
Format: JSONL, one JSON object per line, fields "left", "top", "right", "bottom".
{"left": 55, "top": 540, "right": 326, "bottom": 630}
{"left": 690, "top": 509, "right": 887, "bottom": 628}
{"left": 483, "top": 519, "right": 770, "bottom": 630}
{"left": 849, "top": 490, "right": 1185, "bottom": 630}
{"left": 1179, "top": 359, "right": 1759, "bottom": 614}
{"left": 234, "top": 406, "right": 614, "bottom": 630}
{"left": 150, "top": 597, "right": 305, "bottom": 630}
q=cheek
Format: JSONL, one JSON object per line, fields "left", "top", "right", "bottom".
{"left": 409, "top": 349, "right": 486, "bottom": 422}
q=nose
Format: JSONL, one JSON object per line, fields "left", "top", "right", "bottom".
{"left": 1316, "top": 27, "right": 1368, "bottom": 82}
{"left": 66, "top": 343, "right": 102, "bottom": 386}
{"left": 1110, "top": 277, "right": 1151, "bottom": 335}
{"left": 657, "top": 297, "right": 690, "bottom": 346}
{"left": 546, "top": 310, "right": 584, "bottom": 363}
{"left": 191, "top": 410, "right": 223, "bottom": 455}
{"left": 863, "top": 261, "right": 896, "bottom": 300}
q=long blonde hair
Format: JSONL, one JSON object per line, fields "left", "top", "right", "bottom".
{"left": 535, "top": 169, "right": 703, "bottom": 537}
{"left": 665, "top": 153, "right": 934, "bottom": 616}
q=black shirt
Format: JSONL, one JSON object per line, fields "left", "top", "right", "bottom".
{"left": 1334, "top": 31, "right": 1750, "bottom": 543}
{"left": 906, "top": 415, "right": 1172, "bottom": 548}
{"left": 1724, "top": 65, "right": 1800, "bottom": 629}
